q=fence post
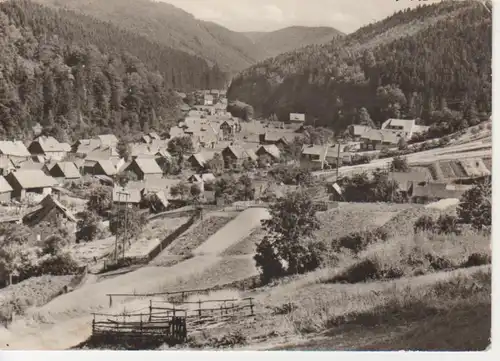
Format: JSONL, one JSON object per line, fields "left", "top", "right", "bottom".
{"left": 140, "top": 314, "right": 143, "bottom": 336}
{"left": 173, "top": 304, "right": 176, "bottom": 318}
{"left": 198, "top": 300, "right": 202, "bottom": 318}
{"left": 249, "top": 298, "right": 254, "bottom": 316}
{"left": 149, "top": 300, "right": 152, "bottom": 322}
{"left": 92, "top": 314, "right": 95, "bottom": 334}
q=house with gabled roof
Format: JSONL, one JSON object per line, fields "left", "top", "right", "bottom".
{"left": 349, "top": 125, "right": 373, "bottom": 141}
{"left": 22, "top": 194, "right": 77, "bottom": 228}
{"left": 221, "top": 145, "right": 255, "bottom": 168}
{"left": 188, "top": 151, "right": 216, "bottom": 171}
{"left": 28, "top": 136, "right": 68, "bottom": 161}
{"left": 360, "top": 129, "right": 401, "bottom": 151}
{"left": 300, "top": 145, "right": 329, "bottom": 171}
{"left": 49, "top": 162, "right": 81, "bottom": 181}
{"left": 122, "top": 158, "right": 163, "bottom": 181}
{"left": 0, "top": 140, "right": 31, "bottom": 164}
{"left": 5, "top": 170, "right": 57, "bottom": 200}
{"left": 259, "top": 132, "right": 294, "bottom": 147}
{"left": 92, "top": 159, "right": 117, "bottom": 177}
{"left": 256, "top": 145, "right": 281, "bottom": 165}
{"left": 381, "top": 118, "right": 429, "bottom": 140}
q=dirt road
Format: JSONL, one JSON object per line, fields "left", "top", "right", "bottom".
{"left": 0, "top": 209, "right": 271, "bottom": 350}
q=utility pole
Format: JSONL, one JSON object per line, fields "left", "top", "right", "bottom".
{"left": 117, "top": 191, "right": 130, "bottom": 260}
{"left": 336, "top": 142, "right": 341, "bottom": 181}
{"left": 114, "top": 191, "right": 119, "bottom": 262}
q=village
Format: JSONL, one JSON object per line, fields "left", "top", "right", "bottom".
{"left": 0, "top": 86, "right": 492, "bottom": 350}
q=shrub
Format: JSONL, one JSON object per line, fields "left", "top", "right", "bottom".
{"left": 273, "top": 302, "right": 297, "bottom": 315}
{"left": 462, "top": 252, "right": 491, "bottom": 268}
{"left": 76, "top": 210, "right": 100, "bottom": 242}
{"left": 414, "top": 215, "right": 435, "bottom": 233}
{"left": 436, "top": 214, "right": 461, "bottom": 235}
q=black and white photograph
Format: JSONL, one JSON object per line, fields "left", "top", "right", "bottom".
{"left": 0, "top": 0, "right": 493, "bottom": 353}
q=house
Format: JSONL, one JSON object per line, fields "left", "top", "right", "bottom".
{"left": 5, "top": 170, "right": 57, "bottom": 200}
{"left": 0, "top": 158, "right": 16, "bottom": 176}
{"left": 300, "top": 145, "right": 329, "bottom": 171}
{"left": 92, "top": 160, "right": 118, "bottom": 177}
{"left": 349, "top": 125, "right": 373, "bottom": 141}
{"left": 203, "top": 94, "right": 214, "bottom": 106}
{"left": 122, "top": 158, "right": 163, "bottom": 181}
{"left": 187, "top": 151, "right": 216, "bottom": 171}
{"left": 0, "top": 140, "right": 31, "bottom": 164}
{"left": 391, "top": 170, "right": 431, "bottom": 195}
{"left": 359, "top": 129, "right": 401, "bottom": 151}
{"left": 22, "top": 194, "right": 77, "bottom": 228}
{"left": 381, "top": 119, "right": 429, "bottom": 140}
{"left": 0, "top": 176, "right": 13, "bottom": 202}
{"left": 289, "top": 113, "right": 306, "bottom": 124}
{"left": 259, "top": 132, "right": 293, "bottom": 147}
{"left": 219, "top": 120, "right": 237, "bottom": 140}
{"left": 411, "top": 181, "right": 473, "bottom": 203}
{"left": 28, "top": 136, "right": 67, "bottom": 161}
{"left": 221, "top": 145, "right": 254, "bottom": 168}
{"left": 256, "top": 145, "right": 281, "bottom": 165}
{"left": 49, "top": 162, "right": 81, "bottom": 181}
{"left": 324, "top": 145, "right": 352, "bottom": 168}
{"left": 97, "top": 134, "right": 119, "bottom": 147}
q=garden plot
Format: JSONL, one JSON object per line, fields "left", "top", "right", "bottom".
{"left": 193, "top": 208, "right": 271, "bottom": 257}
{"left": 158, "top": 216, "right": 233, "bottom": 258}
{"left": 459, "top": 158, "right": 490, "bottom": 178}
{"left": 68, "top": 236, "right": 116, "bottom": 265}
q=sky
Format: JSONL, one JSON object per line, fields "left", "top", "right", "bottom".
{"left": 158, "top": 0, "right": 444, "bottom": 33}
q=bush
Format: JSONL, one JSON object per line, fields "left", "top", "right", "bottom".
{"left": 457, "top": 177, "right": 491, "bottom": 230}
{"left": 436, "top": 214, "right": 461, "bottom": 235}
{"left": 332, "top": 229, "right": 388, "bottom": 254}
{"left": 462, "top": 252, "right": 491, "bottom": 268}
{"left": 76, "top": 210, "right": 100, "bottom": 242}
{"left": 414, "top": 215, "right": 435, "bottom": 233}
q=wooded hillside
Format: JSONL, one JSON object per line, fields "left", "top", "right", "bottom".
{"left": 0, "top": 0, "right": 227, "bottom": 140}
{"left": 228, "top": 1, "right": 492, "bottom": 135}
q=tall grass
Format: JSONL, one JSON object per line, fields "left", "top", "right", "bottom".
{"left": 287, "top": 266, "right": 490, "bottom": 335}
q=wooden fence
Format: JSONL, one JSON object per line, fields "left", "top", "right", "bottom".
{"left": 91, "top": 312, "right": 187, "bottom": 346}
{"left": 148, "top": 297, "right": 255, "bottom": 321}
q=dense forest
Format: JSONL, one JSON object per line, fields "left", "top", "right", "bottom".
{"left": 244, "top": 26, "right": 344, "bottom": 59}
{"left": 32, "top": 0, "right": 266, "bottom": 73}
{"left": 228, "top": 1, "right": 492, "bottom": 136}
{"left": 0, "top": 0, "right": 227, "bottom": 141}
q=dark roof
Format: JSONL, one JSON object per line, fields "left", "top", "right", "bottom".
{"left": 94, "top": 160, "right": 117, "bottom": 176}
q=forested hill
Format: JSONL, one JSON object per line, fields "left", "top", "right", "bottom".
{"left": 31, "top": 0, "right": 267, "bottom": 73}
{"left": 243, "top": 26, "right": 345, "bottom": 59}
{"left": 0, "top": 0, "right": 222, "bottom": 141}
{"left": 228, "top": 1, "right": 492, "bottom": 135}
